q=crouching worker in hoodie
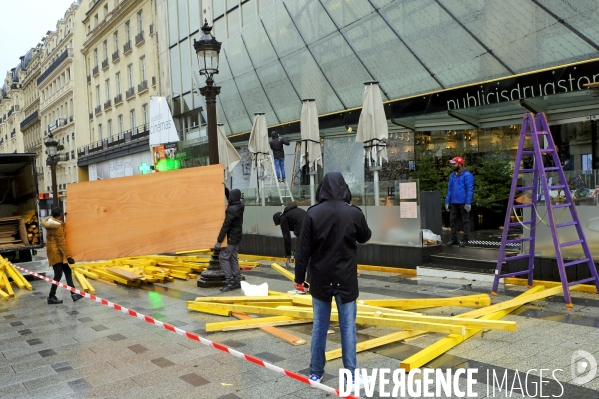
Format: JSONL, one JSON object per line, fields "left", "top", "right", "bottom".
{"left": 42, "top": 208, "right": 84, "bottom": 304}
{"left": 273, "top": 203, "right": 306, "bottom": 269}
{"left": 215, "top": 189, "right": 244, "bottom": 292}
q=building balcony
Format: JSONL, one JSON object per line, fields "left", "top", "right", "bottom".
{"left": 123, "top": 41, "right": 132, "bottom": 55}
{"left": 94, "top": 105, "right": 102, "bottom": 116}
{"left": 11, "top": 129, "right": 16, "bottom": 139}
{"left": 114, "top": 93, "right": 123, "bottom": 106}
{"left": 77, "top": 123, "right": 150, "bottom": 165}
{"left": 37, "top": 48, "right": 73, "bottom": 85}
{"left": 93, "top": 65, "right": 99, "bottom": 77}
{"left": 126, "top": 87, "right": 135, "bottom": 100}
{"left": 7, "top": 107, "right": 13, "bottom": 118}
{"left": 135, "top": 31, "right": 145, "bottom": 46}
{"left": 104, "top": 99, "right": 112, "bottom": 111}
{"left": 20, "top": 110, "right": 39, "bottom": 131}
{"left": 112, "top": 50, "right": 120, "bottom": 63}
{"left": 138, "top": 80, "right": 148, "bottom": 94}
{"left": 102, "top": 58, "right": 109, "bottom": 70}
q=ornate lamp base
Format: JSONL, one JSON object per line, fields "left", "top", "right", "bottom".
{"left": 197, "top": 247, "right": 227, "bottom": 288}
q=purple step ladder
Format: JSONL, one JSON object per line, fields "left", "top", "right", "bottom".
{"left": 492, "top": 113, "right": 599, "bottom": 307}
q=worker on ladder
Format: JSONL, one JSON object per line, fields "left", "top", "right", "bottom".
{"left": 269, "top": 131, "right": 290, "bottom": 183}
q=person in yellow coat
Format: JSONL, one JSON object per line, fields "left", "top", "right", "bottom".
{"left": 42, "top": 208, "right": 83, "bottom": 304}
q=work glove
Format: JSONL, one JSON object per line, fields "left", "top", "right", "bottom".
{"left": 465, "top": 204, "right": 471, "bottom": 212}
{"left": 67, "top": 257, "right": 75, "bottom": 265}
{"left": 214, "top": 242, "right": 221, "bottom": 249}
{"left": 445, "top": 204, "right": 449, "bottom": 212}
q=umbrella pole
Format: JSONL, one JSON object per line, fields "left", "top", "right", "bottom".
{"left": 373, "top": 169, "right": 380, "bottom": 207}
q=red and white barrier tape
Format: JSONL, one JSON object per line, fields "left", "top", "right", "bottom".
{"left": 12, "top": 263, "right": 360, "bottom": 399}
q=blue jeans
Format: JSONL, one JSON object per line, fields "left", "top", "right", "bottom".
{"left": 274, "top": 158, "right": 285, "bottom": 180}
{"left": 310, "top": 290, "right": 357, "bottom": 378}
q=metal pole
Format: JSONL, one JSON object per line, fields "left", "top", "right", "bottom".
{"left": 50, "top": 158, "right": 59, "bottom": 209}
{"left": 200, "top": 77, "right": 221, "bottom": 165}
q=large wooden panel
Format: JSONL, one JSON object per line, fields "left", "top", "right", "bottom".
{"left": 66, "top": 165, "right": 224, "bottom": 261}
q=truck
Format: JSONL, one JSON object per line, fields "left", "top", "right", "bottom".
{"left": 0, "top": 154, "right": 47, "bottom": 274}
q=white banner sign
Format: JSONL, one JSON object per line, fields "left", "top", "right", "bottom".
{"left": 149, "top": 96, "right": 179, "bottom": 146}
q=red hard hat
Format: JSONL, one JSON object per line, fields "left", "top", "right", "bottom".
{"left": 449, "top": 156, "right": 465, "bottom": 165}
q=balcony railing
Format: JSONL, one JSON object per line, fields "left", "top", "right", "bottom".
{"left": 11, "top": 129, "right": 16, "bottom": 139}
{"left": 104, "top": 99, "right": 112, "bottom": 111}
{"left": 20, "top": 110, "right": 39, "bottom": 131}
{"left": 102, "top": 58, "right": 109, "bottom": 70}
{"left": 135, "top": 31, "right": 145, "bottom": 46}
{"left": 92, "top": 65, "right": 99, "bottom": 76}
{"left": 7, "top": 108, "right": 13, "bottom": 118}
{"left": 123, "top": 41, "right": 132, "bottom": 54}
{"left": 126, "top": 87, "right": 135, "bottom": 100}
{"left": 132, "top": 123, "right": 150, "bottom": 139}
{"left": 114, "top": 93, "right": 123, "bottom": 106}
{"left": 112, "top": 50, "right": 120, "bottom": 63}
{"left": 94, "top": 105, "right": 102, "bottom": 115}
{"left": 138, "top": 80, "right": 148, "bottom": 94}
{"left": 37, "top": 48, "right": 72, "bottom": 85}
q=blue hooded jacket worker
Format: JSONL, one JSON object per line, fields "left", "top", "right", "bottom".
{"left": 294, "top": 172, "right": 371, "bottom": 388}
{"left": 445, "top": 156, "right": 475, "bottom": 247}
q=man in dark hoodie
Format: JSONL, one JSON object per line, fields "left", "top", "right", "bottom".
{"left": 269, "top": 131, "right": 290, "bottom": 183}
{"left": 273, "top": 204, "right": 307, "bottom": 268}
{"left": 295, "top": 172, "right": 371, "bottom": 388}
{"left": 215, "top": 188, "right": 244, "bottom": 292}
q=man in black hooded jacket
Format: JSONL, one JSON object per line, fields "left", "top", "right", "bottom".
{"left": 294, "top": 172, "right": 371, "bottom": 387}
{"left": 273, "top": 204, "right": 306, "bottom": 268}
{"left": 215, "top": 188, "right": 244, "bottom": 292}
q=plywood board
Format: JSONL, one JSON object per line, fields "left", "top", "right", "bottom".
{"left": 66, "top": 165, "right": 225, "bottom": 261}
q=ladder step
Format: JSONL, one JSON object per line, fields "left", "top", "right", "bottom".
{"left": 503, "top": 254, "right": 532, "bottom": 262}
{"left": 570, "top": 277, "right": 597, "bottom": 286}
{"left": 509, "top": 221, "right": 533, "bottom": 227}
{"left": 506, "top": 238, "right": 533, "bottom": 244}
{"left": 563, "top": 258, "right": 590, "bottom": 268}
{"left": 524, "top": 131, "right": 549, "bottom": 135}
{"left": 519, "top": 169, "right": 535, "bottom": 173}
{"left": 515, "top": 186, "right": 535, "bottom": 191}
{"left": 544, "top": 167, "right": 560, "bottom": 172}
{"left": 552, "top": 203, "right": 571, "bottom": 209}
{"left": 556, "top": 221, "right": 578, "bottom": 228}
{"left": 514, "top": 204, "right": 533, "bottom": 209}
{"left": 560, "top": 239, "right": 584, "bottom": 248}
{"left": 499, "top": 270, "right": 532, "bottom": 278}
{"left": 548, "top": 185, "right": 566, "bottom": 190}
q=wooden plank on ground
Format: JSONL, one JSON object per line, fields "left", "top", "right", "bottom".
{"left": 326, "top": 331, "right": 428, "bottom": 360}
{"left": 106, "top": 267, "right": 143, "bottom": 281}
{"left": 232, "top": 312, "right": 307, "bottom": 346}
{"left": 400, "top": 286, "right": 547, "bottom": 371}
{"left": 65, "top": 165, "right": 225, "bottom": 261}
{"left": 358, "top": 265, "right": 417, "bottom": 275}
{"left": 206, "top": 316, "right": 311, "bottom": 332}
{"left": 271, "top": 263, "right": 295, "bottom": 281}
{"left": 1, "top": 272, "right": 14, "bottom": 297}
{"left": 361, "top": 294, "right": 490, "bottom": 310}
{"left": 504, "top": 277, "right": 597, "bottom": 294}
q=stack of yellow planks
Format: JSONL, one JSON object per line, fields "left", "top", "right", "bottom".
{"left": 0, "top": 256, "right": 33, "bottom": 300}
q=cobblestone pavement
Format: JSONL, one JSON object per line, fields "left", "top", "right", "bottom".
{"left": 1, "top": 261, "right": 599, "bottom": 399}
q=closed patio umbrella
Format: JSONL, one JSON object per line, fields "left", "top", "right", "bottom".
{"left": 247, "top": 113, "right": 270, "bottom": 206}
{"left": 300, "top": 99, "right": 322, "bottom": 205}
{"left": 217, "top": 124, "right": 241, "bottom": 173}
{"left": 356, "top": 81, "right": 388, "bottom": 206}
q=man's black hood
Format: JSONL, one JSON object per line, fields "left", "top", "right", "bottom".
{"left": 283, "top": 204, "right": 297, "bottom": 213}
{"left": 229, "top": 189, "right": 242, "bottom": 203}
{"left": 318, "top": 172, "right": 351, "bottom": 202}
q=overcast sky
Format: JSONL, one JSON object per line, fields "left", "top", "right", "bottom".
{"left": 0, "top": 0, "right": 77, "bottom": 79}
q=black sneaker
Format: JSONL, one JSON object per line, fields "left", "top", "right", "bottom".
{"left": 47, "top": 296, "right": 63, "bottom": 304}
{"left": 446, "top": 238, "right": 458, "bottom": 246}
{"left": 71, "top": 293, "right": 84, "bottom": 302}
{"left": 459, "top": 239, "right": 469, "bottom": 247}
{"left": 221, "top": 283, "right": 241, "bottom": 292}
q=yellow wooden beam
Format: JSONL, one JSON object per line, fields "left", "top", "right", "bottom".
{"left": 73, "top": 271, "right": 89, "bottom": 293}
{"left": 400, "top": 286, "right": 546, "bottom": 371}
{"left": 326, "top": 331, "right": 428, "bottom": 360}
{"left": 7, "top": 264, "right": 32, "bottom": 290}
{"left": 1, "top": 272, "right": 14, "bottom": 297}
{"left": 504, "top": 277, "right": 597, "bottom": 294}
{"left": 206, "top": 316, "right": 311, "bottom": 332}
{"left": 3, "top": 265, "right": 24, "bottom": 289}
{"left": 293, "top": 296, "right": 421, "bottom": 315}
{"left": 358, "top": 265, "right": 417, "bottom": 275}
{"left": 193, "top": 295, "right": 292, "bottom": 303}
{"left": 232, "top": 312, "right": 307, "bottom": 346}
{"left": 73, "top": 268, "right": 99, "bottom": 280}
{"left": 187, "top": 302, "right": 466, "bottom": 335}
{"left": 362, "top": 294, "right": 491, "bottom": 310}
{"left": 0, "top": 287, "right": 9, "bottom": 300}
{"left": 270, "top": 263, "right": 295, "bottom": 282}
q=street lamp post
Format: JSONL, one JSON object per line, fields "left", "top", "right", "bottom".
{"left": 44, "top": 132, "right": 59, "bottom": 208}
{"left": 194, "top": 19, "right": 221, "bottom": 166}
{"left": 194, "top": 19, "right": 226, "bottom": 288}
